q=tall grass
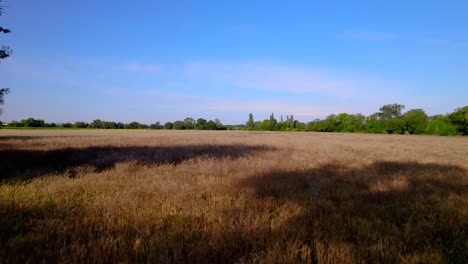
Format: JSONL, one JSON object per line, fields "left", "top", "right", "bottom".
{"left": 1, "top": 130, "right": 467, "bottom": 263}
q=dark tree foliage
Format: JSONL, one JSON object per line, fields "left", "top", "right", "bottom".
{"left": 378, "top": 103, "right": 405, "bottom": 121}
{"left": 164, "top": 122, "right": 173, "bottom": 130}
{"left": 0, "top": 1, "right": 12, "bottom": 117}
{"left": 150, "top": 122, "right": 163, "bottom": 129}
{"left": 0, "top": 1, "right": 11, "bottom": 60}
{"left": 0, "top": 88, "right": 9, "bottom": 116}
{"left": 404, "top": 109, "right": 428, "bottom": 134}
{"left": 448, "top": 106, "right": 468, "bottom": 135}
{"left": 246, "top": 113, "right": 254, "bottom": 129}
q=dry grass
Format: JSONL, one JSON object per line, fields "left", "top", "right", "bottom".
{"left": 0, "top": 130, "right": 467, "bottom": 263}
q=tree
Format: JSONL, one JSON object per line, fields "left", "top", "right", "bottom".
{"left": 286, "top": 115, "right": 295, "bottom": 129}
{"left": 404, "top": 109, "right": 428, "bottom": 134}
{"left": 90, "top": 119, "right": 105, "bottom": 129}
{"left": 377, "top": 103, "right": 405, "bottom": 121}
{"left": 246, "top": 113, "right": 254, "bottom": 129}
{"left": 164, "top": 122, "right": 173, "bottom": 129}
{"left": 21, "top": 117, "right": 45, "bottom": 127}
{"left": 73, "top": 121, "right": 89, "bottom": 128}
{"left": 62, "top": 122, "right": 73, "bottom": 128}
{"left": 150, "top": 121, "right": 163, "bottom": 129}
{"left": 173, "top": 120, "right": 185, "bottom": 130}
{"left": 365, "top": 115, "right": 386, "bottom": 133}
{"left": 196, "top": 118, "right": 207, "bottom": 130}
{"left": 0, "top": 1, "right": 11, "bottom": 60}
{"left": 214, "top": 118, "right": 225, "bottom": 130}
{"left": 183, "top": 117, "right": 195, "bottom": 129}
{"left": 385, "top": 118, "right": 406, "bottom": 134}
{"left": 0, "top": 0, "right": 11, "bottom": 115}
{"left": 125, "top": 121, "right": 146, "bottom": 129}
{"left": 425, "top": 119, "right": 456, "bottom": 136}
{"left": 269, "top": 113, "right": 277, "bottom": 130}
{"left": 0, "top": 88, "right": 8, "bottom": 116}
{"left": 448, "top": 106, "right": 468, "bottom": 135}
{"left": 206, "top": 120, "right": 216, "bottom": 130}
{"left": 0, "top": 2, "right": 12, "bottom": 116}
{"left": 260, "top": 119, "right": 270, "bottom": 130}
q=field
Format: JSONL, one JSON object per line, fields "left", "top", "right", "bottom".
{"left": 0, "top": 130, "right": 467, "bottom": 263}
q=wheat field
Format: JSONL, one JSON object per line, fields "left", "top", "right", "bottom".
{"left": 0, "top": 130, "right": 467, "bottom": 263}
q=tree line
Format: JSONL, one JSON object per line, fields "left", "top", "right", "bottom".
{"left": 2, "top": 117, "right": 227, "bottom": 130}
{"left": 1, "top": 104, "right": 467, "bottom": 135}
{"left": 244, "top": 104, "right": 468, "bottom": 136}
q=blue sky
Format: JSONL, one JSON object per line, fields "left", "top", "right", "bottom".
{"left": 1, "top": 0, "right": 467, "bottom": 124}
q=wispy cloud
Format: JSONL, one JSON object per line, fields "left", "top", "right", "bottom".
{"left": 341, "top": 30, "right": 468, "bottom": 49}
{"left": 121, "top": 62, "right": 163, "bottom": 74}
{"left": 182, "top": 61, "right": 371, "bottom": 97}
{"left": 340, "top": 30, "right": 399, "bottom": 41}
{"left": 419, "top": 38, "right": 468, "bottom": 48}
{"left": 206, "top": 101, "right": 364, "bottom": 118}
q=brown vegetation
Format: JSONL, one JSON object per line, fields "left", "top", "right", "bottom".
{"left": 1, "top": 130, "right": 467, "bottom": 263}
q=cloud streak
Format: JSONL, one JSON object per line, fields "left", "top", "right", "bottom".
{"left": 122, "top": 62, "right": 163, "bottom": 74}
{"left": 340, "top": 31, "right": 399, "bottom": 41}
{"left": 181, "top": 61, "right": 376, "bottom": 97}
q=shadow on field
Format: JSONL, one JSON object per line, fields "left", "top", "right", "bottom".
{"left": 0, "top": 135, "right": 98, "bottom": 141}
{"left": 1, "top": 161, "right": 466, "bottom": 263}
{"left": 0, "top": 144, "right": 273, "bottom": 181}
{"left": 235, "top": 161, "right": 468, "bottom": 263}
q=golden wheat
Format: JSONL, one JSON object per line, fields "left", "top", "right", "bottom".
{"left": 0, "top": 130, "right": 467, "bottom": 263}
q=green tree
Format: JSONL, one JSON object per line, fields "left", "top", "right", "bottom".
{"left": 205, "top": 120, "right": 216, "bottom": 130}
{"left": 90, "top": 119, "right": 105, "bottom": 129}
{"left": 126, "top": 121, "right": 145, "bottom": 129}
{"left": 164, "top": 122, "right": 173, "bottom": 129}
{"left": 385, "top": 118, "right": 406, "bottom": 134}
{"left": 196, "top": 118, "right": 207, "bottom": 130}
{"left": 183, "top": 117, "right": 195, "bottom": 129}
{"left": 378, "top": 103, "right": 405, "bottom": 121}
{"left": 0, "top": 88, "right": 8, "bottom": 116}
{"left": 404, "top": 109, "right": 428, "bottom": 134}
{"left": 260, "top": 119, "right": 270, "bottom": 130}
{"left": 246, "top": 113, "right": 254, "bottom": 129}
{"left": 73, "top": 121, "right": 89, "bottom": 128}
{"left": 286, "top": 115, "right": 295, "bottom": 129}
{"left": 274, "top": 122, "right": 288, "bottom": 131}
{"left": 173, "top": 120, "right": 185, "bottom": 130}
{"left": 365, "top": 115, "right": 386, "bottom": 133}
{"left": 447, "top": 106, "right": 468, "bottom": 135}
{"left": 294, "top": 121, "right": 306, "bottom": 131}
{"left": 269, "top": 113, "right": 277, "bottom": 131}
{"left": 322, "top": 114, "right": 339, "bottom": 132}
{"left": 62, "top": 122, "right": 73, "bottom": 128}
{"left": 214, "top": 118, "right": 226, "bottom": 130}
{"left": 425, "top": 119, "right": 457, "bottom": 136}
{"left": 21, "top": 118, "right": 45, "bottom": 127}
{"left": 150, "top": 122, "right": 163, "bottom": 129}
{"left": 7, "top": 120, "right": 21, "bottom": 127}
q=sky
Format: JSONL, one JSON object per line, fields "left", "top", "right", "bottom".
{"left": 0, "top": 0, "right": 467, "bottom": 124}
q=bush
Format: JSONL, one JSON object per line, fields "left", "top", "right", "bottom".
{"left": 365, "top": 119, "right": 386, "bottom": 133}
{"left": 385, "top": 119, "right": 406, "bottom": 134}
{"left": 73, "top": 122, "right": 89, "bottom": 128}
{"left": 21, "top": 118, "right": 45, "bottom": 127}
{"left": 164, "top": 122, "right": 173, "bottom": 129}
{"left": 425, "top": 120, "right": 457, "bottom": 136}
{"left": 404, "top": 109, "right": 428, "bottom": 134}
{"left": 448, "top": 106, "right": 468, "bottom": 135}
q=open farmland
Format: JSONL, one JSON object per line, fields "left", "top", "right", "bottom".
{"left": 0, "top": 130, "right": 467, "bottom": 263}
